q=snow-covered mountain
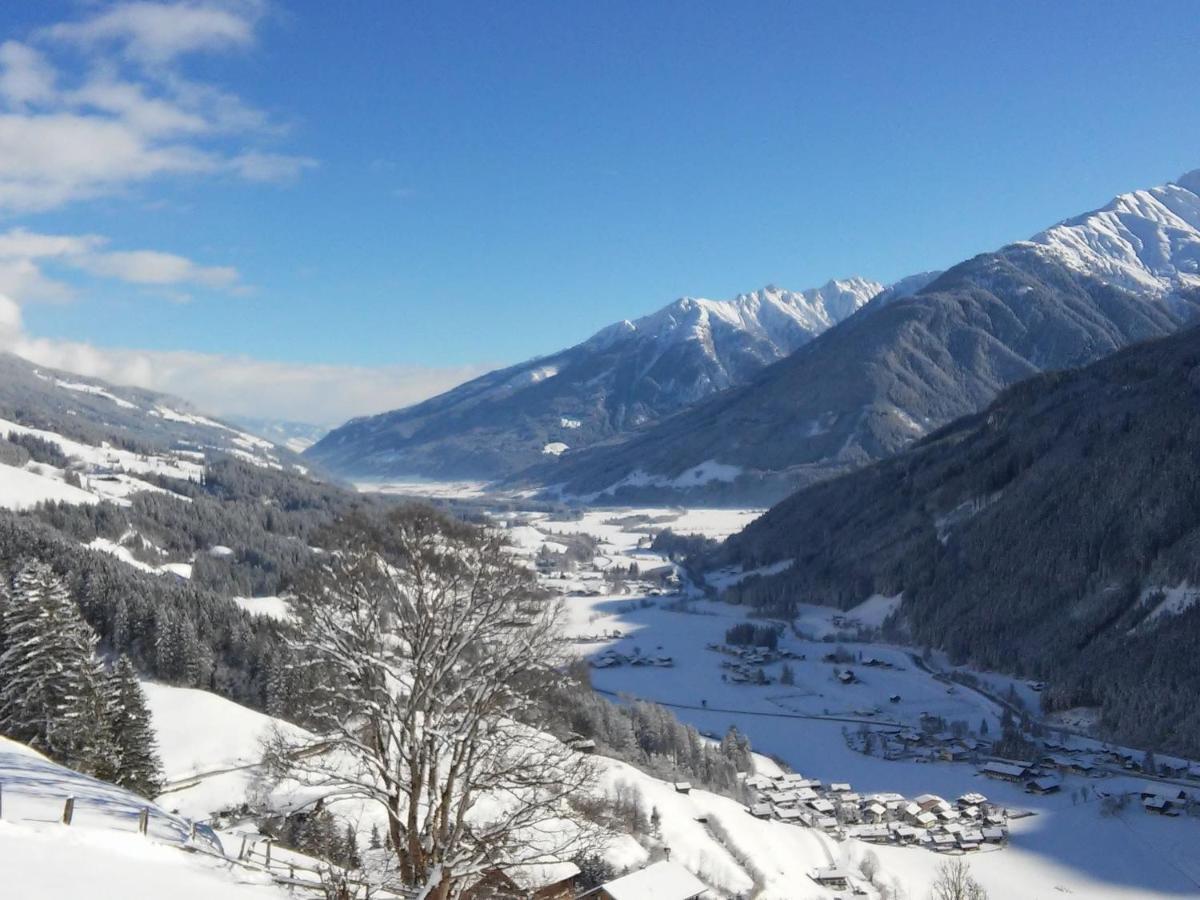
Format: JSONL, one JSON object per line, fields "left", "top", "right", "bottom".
{"left": 306, "top": 277, "right": 907, "bottom": 481}
{"left": 529, "top": 169, "right": 1200, "bottom": 504}
{"left": 0, "top": 352, "right": 305, "bottom": 513}
{"left": 1023, "top": 169, "right": 1200, "bottom": 299}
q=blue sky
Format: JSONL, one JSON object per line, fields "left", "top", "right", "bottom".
{"left": 2, "top": 0, "right": 1199, "bottom": 422}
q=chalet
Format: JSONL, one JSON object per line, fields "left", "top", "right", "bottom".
{"left": 959, "top": 828, "right": 985, "bottom": 846}
{"left": 828, "top": 782, "right": 852, "bottom": 794}
{"left": 775, "top": 806, "right": 804, "bottom": 823}
{"left": 957, "top": 792, "right": 988, "bottom": 809}
{"left": 913, "top": 811, "right": 938, "bottom": 828}
{"left": 837, "top": 670, "right": 857, "bottom": 685}
{"left": 749, "top": 802, "right": 773, "bottom": 819}
{"left": 931, "top": 833, "right": 956, "bottom": 851}
{"left": 852, "top": 823, "right": 891, "bottom": 843}
{"left": 1143, "top": 796, "right": 1174, "bottom": 815}
{"left": 914, "top": 794, "right": 944, "bottom": 811}
{"left": 593, "top": 862, "right": 706, "bottom": 900}
{"left": 672, "top": 782, "right": 692, "bottom": 795}
{"left": 862, "top": 802, "right": 887, "bottom": 823}
{"left": 808, "top": 867, "right": 851, "bottom": 890}
{"left": 980, "top": 761, "right": 1028, "bottom": 782}
{"left": 1025, "top": 777, "right": 1062, "bottom": 795}
{"left": 464, "top": 862, "right": 580, "bottom": 900}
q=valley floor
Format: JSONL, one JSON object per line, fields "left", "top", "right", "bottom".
{"left": 478, "top": 500, "right": 1200, "bottom": 900}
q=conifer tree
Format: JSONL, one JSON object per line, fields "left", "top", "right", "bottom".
{"left": 0, "top": 560, "right": 117, "bottom": 778}
{"left": 108, "top": 655, "right": 164, "bottom": 797}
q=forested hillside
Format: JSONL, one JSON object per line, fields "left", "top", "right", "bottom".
{"left": 712, "top": 325, "right": 1200, "bottom": 754}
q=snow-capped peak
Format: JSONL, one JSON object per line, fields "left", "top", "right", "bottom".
{"left": 1020, "top": 169, "right": 1200, "bottom": 297}
{"left": 584, "top": 276, "right": 884, "bottom": 354}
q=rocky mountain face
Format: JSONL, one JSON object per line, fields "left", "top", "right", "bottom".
{"left": 708, "top": 324, "right": 1200, "bottom": 756}
{"left": 529, "top": 171, "right": 1200, "bottom": 505}
{"left": 305, "top": 278, "right": 891, "bottom": 481}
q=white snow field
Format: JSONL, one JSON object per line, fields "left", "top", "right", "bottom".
{"left": 0, "top": 736, "right": 288, "bottom": 899}
{"left": 0, "top": 460, "right": 100, "bottom": 509}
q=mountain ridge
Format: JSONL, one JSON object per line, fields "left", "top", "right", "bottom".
{"left": 523, "top": 169, "right": 1200, "bottom": 504}
{"left": 305, "top": 276, "right": 916, "bottom": 480}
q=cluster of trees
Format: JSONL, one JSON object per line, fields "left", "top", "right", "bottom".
{"left": 724, "top": 622, "right": 779, "bottom": 648}
{"left": 0, "top": 510, "right": 280, "bottom": 709}
{"left": 0, "top": 560, "right": 162, "bottom": 796}
{"left": 544, "top": 664, "right": 754, "bottom": 795}
{"left": 267, "top": 806, "right": 362, "bottom": 870}
{"left": 31, "top": 457, "right": 369, "bottom": 598}
{"left": 0, "top": 433, "right": 71, "bottom": 469}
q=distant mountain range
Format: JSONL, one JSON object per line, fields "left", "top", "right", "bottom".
{"left": 709, "top": 322, "right": 1200, "bottom": 756}
{"left": 521, "top": 169, "right": 1200, "bottom": 504}
{"left": 305, "top": 277, "right": 916, "bottom": 480}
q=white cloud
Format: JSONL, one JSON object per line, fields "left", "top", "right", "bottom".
{"left": 0, "top": 227, "right": 242, "bottom": 299}
{"left": 0, "top": 3, "right": 310, "bottom": 213}
{"left": 0, "top": 41, "right": 56, "bottom": 106}
{"left": 230, "top": 150, "right": 317, "bottom": 183}
{"left": 0, "top": 296, "right": 487, "bottom": 425}
{"left": 75, "top": 249, "right": 239, "bottom": 288}
{"left": 43, "top": 1, "right": 260, "bottom": 64}
{"left": 0, "top": 111, "right": 216, "bottom": 212}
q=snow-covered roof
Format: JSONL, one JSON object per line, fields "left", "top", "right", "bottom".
{"left": 601, "top": 861, "right": 707, "bottom": 900}
{"left": 505, "top": 860, "right": 581, "bottom": 891}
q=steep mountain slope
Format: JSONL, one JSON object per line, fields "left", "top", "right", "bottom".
{"left": 711, "top": 324, "right": 1200, "bottom": 755}
{"left": 306, "top": 278, "right": 895, "bottom": 480}
{"left": 532, "top": 170, "right": 1200, "bottom": 505}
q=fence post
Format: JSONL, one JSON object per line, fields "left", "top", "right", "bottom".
{"left": 62, "top": 796, "right": 75, "bottom": 825}
{"left": 138, "top": 808, "right": 150, "bottom": 836}
{"left": 189, "top": 821, "right": 197, "bottom": 842}
{"left": 265, "top": 837, "right": 272, "bottom": 868}
{"left": 238, "top": 835, "right": 248, "bottom": 860}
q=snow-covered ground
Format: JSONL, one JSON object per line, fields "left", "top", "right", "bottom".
{"left": 0, "top": 736, "right": 289, "bottom": 899}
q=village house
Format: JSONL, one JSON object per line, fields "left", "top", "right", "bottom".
{"left": 463, "top": 861, "right": 580, "bottom": 900}
{"left": 1025, "top": 776, "right": 1062, "bottom": 795}
{"left": 591, "top": 861, "right": 707, "bottom": 900}
{"left": 808, "top": 867, "right": 851, "bottom": 890}
{"left": 980, "top": 761, "right": 1030, "bottom": 782}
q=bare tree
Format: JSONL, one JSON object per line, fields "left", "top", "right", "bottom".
{"left": 929, "top": 858, "right": 988, "bottom": 900}
{"left": 270, "top": 507, "right": 595, "bottom": 899}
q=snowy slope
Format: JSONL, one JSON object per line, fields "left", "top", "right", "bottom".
{"left": 0, "top": 737, "right": 287, "bottom": 900}
{"left": 0, "top": 353, "right": 296, "bottom": 476}
{"left": 0, "top": 460, "right": 100, "bottom": 509}
{"left": 1025, "top": 169, "right": 1200, "bottom": 298}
